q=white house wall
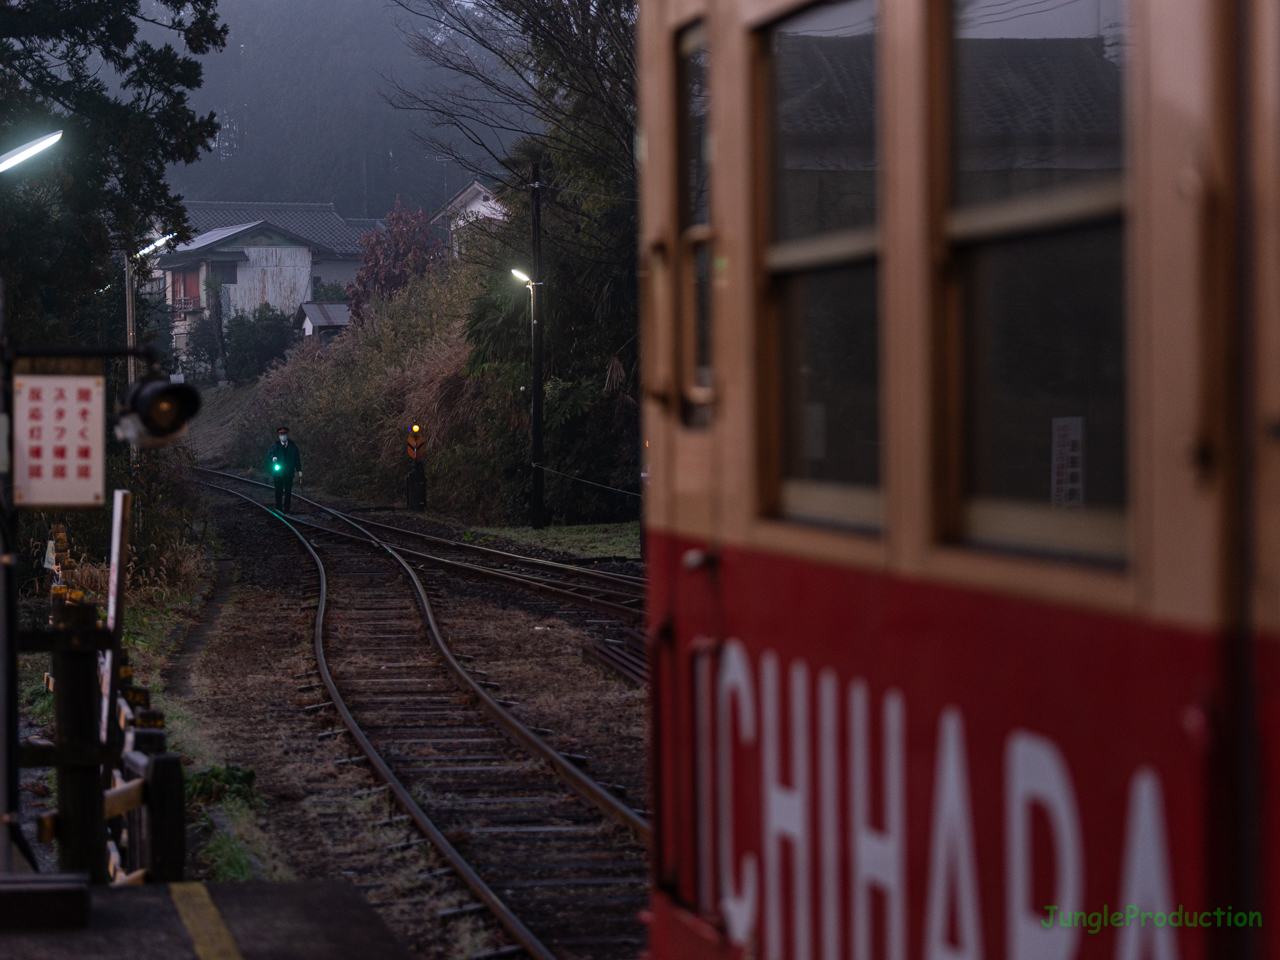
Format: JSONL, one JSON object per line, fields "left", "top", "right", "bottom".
{"left": 231, "top": 245, "right": 312, "bottom": 316}
{"left": 311, "top": 258, "right": 359, "bottom": 290}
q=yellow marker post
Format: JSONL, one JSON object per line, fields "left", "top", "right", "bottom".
{"left": 170, "top": 882, "right": 244, "bottom": 960}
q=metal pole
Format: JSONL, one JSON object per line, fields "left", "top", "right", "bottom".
{"left": 0, "top": 276, "right": 12, "bottom": 872}
{"left": 530, "top": 163, "right": 545, "bottom": 530}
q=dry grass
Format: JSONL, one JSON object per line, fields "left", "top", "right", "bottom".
{"left": 71, "top": 540, "right": 206, "bottom": 607}
{"left": 465, "top": 521, "right": 641, "bottom": 559}
{"left": 227, "top": 264, "right": 486, "bottom": 502}
{"left": 187, "top": 383, "right": 260, "bottom": 467}
{"left": 28, "top": 530, "right": 206, "bottom": 612}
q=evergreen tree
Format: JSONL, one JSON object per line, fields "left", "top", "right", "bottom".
{"left": 0, "top": 0, "right": 226, "bottom": 342}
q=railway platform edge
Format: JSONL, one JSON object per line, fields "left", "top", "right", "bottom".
{"left": 0, "top": 879, "right": 413, "bottom": 959}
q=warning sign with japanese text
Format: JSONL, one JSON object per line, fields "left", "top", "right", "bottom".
{"left": 13, "top": 375, "right": 105, "bottom": 507}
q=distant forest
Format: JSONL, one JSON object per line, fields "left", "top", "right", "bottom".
{"left": 164, "top": 0, "right": 459, "bottom": 219}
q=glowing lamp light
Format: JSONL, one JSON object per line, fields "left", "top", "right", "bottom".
{"left": 0, "top": 131, "right": 62, "bottom": 173}
{"left": 412, "top": 424, "right": 420, "bottom": 433}
{"left": 511, "top": 268, "right": 531, "bottom": 284}
{"left": 138, "top": 233, "right": 176, "bottom": 257}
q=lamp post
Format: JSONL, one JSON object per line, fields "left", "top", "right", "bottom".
{"left": 126, "top": 234, "right": 174, "bottom": 391}
{"left": 513, "top": 160, "right": 546, "bottom": 529}
{"left": 512, "top": 261, "right": 545, "bottom": 531}
{"left": 0, "top": 129, "right": 63, "bottom": 874}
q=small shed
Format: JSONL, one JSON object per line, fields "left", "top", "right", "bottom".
{"left": 293, "top": 301, "right": 352, "bottom": 338}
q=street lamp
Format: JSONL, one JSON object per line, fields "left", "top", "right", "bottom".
{"left": 0, "top": 130, "right": 62, "bottom": 174}
{"left": 511, "top": 268, "right": 531, "bottom": 284}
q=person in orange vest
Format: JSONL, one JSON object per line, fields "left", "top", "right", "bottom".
{"left": 266, "top": 426, "right": 302, "bottom": 512}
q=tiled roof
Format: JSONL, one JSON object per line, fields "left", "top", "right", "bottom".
{"left": 157, "top": 220, "right": 333, "bottom": 268}
{"left": 183, "top": 201, "right": 385, "bottom": 258}
{"left": 774, "top": 33, "right": 875, "bottom": 148}
{"left": 955, "top": 37, "right": 1122, "bottom": 150}
{"left": 343, "top": 218, "right": 386, "bottom": 237}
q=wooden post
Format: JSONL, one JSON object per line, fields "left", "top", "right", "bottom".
{"left": 53, "top": 608, "right": 107, "bottom": 883}
{"left": 530, "top": 163, "right": 545, "bottom": 529}
{"left": 145, "top": 753, "right": 184, "bottom": 881}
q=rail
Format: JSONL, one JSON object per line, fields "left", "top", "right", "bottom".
{"left": 199, "top": 476, "right": 650, "bottom": 841}
{"left": 193, "top": 467, "right": 646, "bottom": 590}
{"left": 202, "top": 482, "right": 559, "bottom": 960}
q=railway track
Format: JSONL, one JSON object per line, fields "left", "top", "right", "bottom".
{"left": 195, "top": 468, "right": 650, "bottom": 685}
{"left": 195, "top": 468, "right": 646, "bottom": 622}
{"left": 199, "top": 479, "right": 651, "bottom": 960}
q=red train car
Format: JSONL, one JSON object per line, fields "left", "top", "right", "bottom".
{"left": 637, "top": 0, "right": 1280, "bottom": 958}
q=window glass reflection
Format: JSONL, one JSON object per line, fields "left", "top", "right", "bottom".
{"left": 952, "top": 0, "right": 1126, "bottom": 207}
{"left": 772, "top": 0, "right": 878, "bottom": 241}
{"left": 679, "top": 26, "right": 709, "bottom": 228}
{"left": 780, "top": 263, "right": 880, "bottom": 525}
{"left": 963, "top": 221, "right": 1126, "bottom": 559}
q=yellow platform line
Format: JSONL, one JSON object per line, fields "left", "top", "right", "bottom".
{"left": 170, "top": 882, "right": 245, "bottom": 960}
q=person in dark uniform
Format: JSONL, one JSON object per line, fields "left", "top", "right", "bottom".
{"left": 266, "top": 426, "right": 302, "bottom": 512}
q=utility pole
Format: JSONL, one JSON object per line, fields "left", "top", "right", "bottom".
{"left": 124, "top": 257, "right": 139, "bottom": 473}
{"left": 530, "top": 163, "right": 545, "bottom": 529}
{"left": 124, "top": 258, "right": 137, "bottom": 391}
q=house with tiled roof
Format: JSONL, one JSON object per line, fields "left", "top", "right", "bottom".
{"left": 183, "top": 200, "right": 384, "bottom": 289}
{"left": 155, "top": 201, "right": 385, "bottom": 359}
{"left": 428, "top": 180, "right": 505, "bottom": 256}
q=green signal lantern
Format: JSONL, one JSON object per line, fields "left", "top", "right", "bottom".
{"left": 273, "top": 457, "right": 281, "bottom": 472}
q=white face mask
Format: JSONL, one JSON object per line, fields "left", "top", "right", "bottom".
{"left": 279, "top": 435, "right": 288, "bottom": 444}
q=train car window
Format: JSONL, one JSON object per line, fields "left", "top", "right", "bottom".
{"left": 678, "top": 23, "right": 713, "bottom": 425}
{"left": 768, "top": 0, "right": 881, "bottom": 531}
{"left": 949, "top": 0, "right": 1127, "bottom": 563}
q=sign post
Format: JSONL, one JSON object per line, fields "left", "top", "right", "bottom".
{"left": 406, "top": 423, "right": 426, "bottom": 510}
{"left": 0, "top": 347, "right": 180, "bottom": 891}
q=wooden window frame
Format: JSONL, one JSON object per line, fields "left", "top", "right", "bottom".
{"left": 933, "top": 4, "right": 1130, "bottom": 566}
{"left": 636, "top": 0, "right": 1229, "bottom": 624}
{"left": 757, "top": 0, "right": 885, "bottom": 534}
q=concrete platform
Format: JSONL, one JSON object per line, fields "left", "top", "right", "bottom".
{"left": 0, "top": 880, "right": 412, "bottom": 959}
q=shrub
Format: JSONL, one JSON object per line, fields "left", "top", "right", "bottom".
{"left": 310, "top": 279, "right": 349, "bottom": 302}
{"left": 224, "top": 304, "right": 292, "bottom": 382}
{"left": 186, "top": 765, "right": 257, "bottom": 806}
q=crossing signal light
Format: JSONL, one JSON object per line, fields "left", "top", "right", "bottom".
{"left": 115, "top": 373, "right": 201, "bottom": 448}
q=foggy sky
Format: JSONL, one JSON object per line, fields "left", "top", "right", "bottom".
{"left": 164, "top": 0, "right": 468, "bottom": 220}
